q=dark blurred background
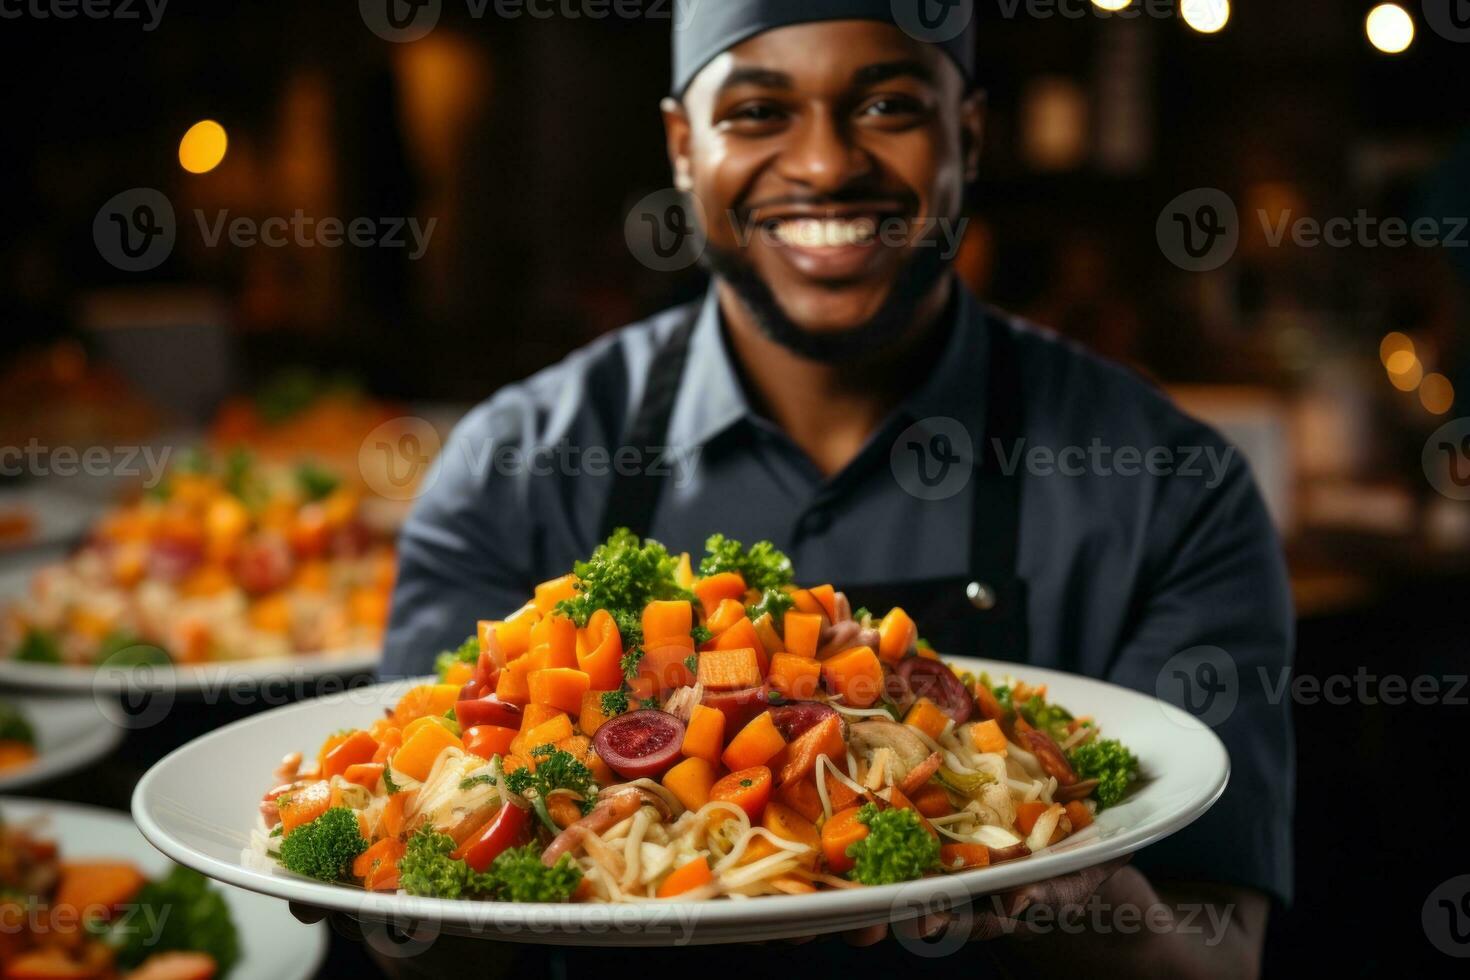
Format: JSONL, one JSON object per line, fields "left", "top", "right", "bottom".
{"left": 1, "top": 0, "right": 1468, "bottom": 976}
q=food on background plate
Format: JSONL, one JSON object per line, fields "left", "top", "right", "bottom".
{"left": 249, "top": 530, "right": 1140, "bottom": 903}
{"left": 0, "top": 702, "right": 37, "bottom": 774}
{"left": 0, "top": 812, "right": 238, "bottom": 978}
{"left": 0, "top": 450, "right": 395, "bottom": 667}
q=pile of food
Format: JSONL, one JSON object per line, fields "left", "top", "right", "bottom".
{"left": 250, "top": 531, "right": 1139, "bottom": 903}
{"left": 0, "top": 702, "right": 36, "bottom": 775}
{"left": 0, "top": 451, "right": 395, "bottom": 667}
{"left": 0, "top": 813, "right": 238, "bottom": 978}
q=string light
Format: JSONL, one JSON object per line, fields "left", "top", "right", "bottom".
{"left": 179, "top": 119, "right": 228, "bottom": 174}
{"left": 1379, "top": 332, "right": 1414, "bottom": 366}
{"left": 1420, "top": 374, "right": 1455, "bottom": 415}
{"left": 1386, "top": 350, "right": 1424, "bottom": 392}
{"left": 1181, "top": 0, "right": 1230, "bottom": 34}
{"left": 1366, "top": 4, "right": 1415, "bottom": 54}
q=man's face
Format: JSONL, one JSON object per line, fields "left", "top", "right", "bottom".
{"left": 668, "top": 20, "right": 981, "bottom": 341}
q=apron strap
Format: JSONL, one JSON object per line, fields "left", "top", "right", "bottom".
{"left": 598, "top": 303, "right": 701, "bottom": 541}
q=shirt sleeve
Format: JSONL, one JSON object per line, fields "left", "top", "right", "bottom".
{"left": 379, "top": 401, "right": 539, "bottom": 680}
{"left": 1104, "top": 447, "right": 1296, "bottom": 907}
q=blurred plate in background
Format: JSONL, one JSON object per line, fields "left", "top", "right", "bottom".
{"left": 0, "top": 694, "right": 124, "bottom": 792}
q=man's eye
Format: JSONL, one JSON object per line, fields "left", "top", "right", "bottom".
{"left": 727, "top": 102, "right": 786, "bottom": 124}
{"left": 859, "top": 96, "right": 923, "bottom": 118}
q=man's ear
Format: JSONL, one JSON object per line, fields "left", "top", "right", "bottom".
{"left": 960, "top": 89, "right": 987, "bottom": 183}
{"left": 661, "top": 96, "right": 693, "bottom": 192}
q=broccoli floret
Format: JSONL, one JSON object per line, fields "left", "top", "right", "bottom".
{"left": 95, "top": 632, "right": 169, "bottom": 667}
{"left": 294, "top": 461, "right": 341, "bottom": 502}
{"left": 0, "top": 702, "right": 34, "bottom": 746}
{"left": 1067, "top": 739, "right": 1139, "bottom": 809}
{"left": 690, "top": 624, "right": 712, "bottom": 645}
{"left": 504, "top": 747, "right": 596, "bottom": 831}
{"left": 683, "top": 653, "right": 698, "bottom": 674}
{"left": 434, "top": 635, "right": 480, "bottom": 681}
{"left": 15, "top": 629, "right": 60, "bottom": 664}
{"left": 555, "top": 529, "right": 693, "bottom": 647}
{"left": 398, "top": 828, "right": 494, "bottom": 899}
{"left": 700, "top": 534, "right": 793, "bottom": 593}
{"left": 746, "top": 588, "right": 794, "bottom": 624}
{"left": 109, "top": 866, "right": 239, "bottom": 977}
{"left": 487, "top": 845, "right": 582, "bottom": 903}
{"left": 1019, "top": 695, "right": 1074, "bottom": 744}
{"left": 278, "top": 807, "right": 367, "bottom": 882}
{"left": 600, "top": 690, "right": 630, "bottom": 716}
{"left": 846, "top": 804, "right": 940, "bottom": 885}
{"left": 619, "top": 647, "right": 645, "bottom": 682}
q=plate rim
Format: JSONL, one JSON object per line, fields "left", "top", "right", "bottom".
{"left": 0, "top": 695, "right": 125, "bottom": 791}
{"left": 0, "top": 646, "right": 381, "bottom": 694}
{"left": 132, "top": 658, "right": 1231, "bottom": 943}
{"left": 0, "top": 795, "right": 329, "bottom": 979}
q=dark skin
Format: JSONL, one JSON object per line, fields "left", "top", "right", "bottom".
{"left": 295, "top": 21, "right": 1268, "bottom": 977}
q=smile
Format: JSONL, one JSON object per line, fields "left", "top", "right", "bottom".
{"left": 769, "top": 217, "right": 880, "bottom": 249}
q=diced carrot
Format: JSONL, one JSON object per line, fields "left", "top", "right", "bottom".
{"left": 54, "top": 862, "right": 146, "bottom": 914}
{"left": 463, "top": 725, "right": 517, "bottom": 760}
{"left": 777, "top": 714, "right": 844, "bottom": 786}
{"left": 712, "top": 617, "right": 768, "bottom": 674}
{"left": 709, "top": 766, "right": 773, "bottom": 821}
{"left": 394, "top": 722, "right": 463, "bottom": 781}
{"left": 371, "top": 727, "right": 402, "bottom": 764}
{"left": 528, "top": 667, "right": 591, "bottom": 715}
{"left": 969, "top": 718, "right": 1008, "bottom": 754}
{"left": 761, "top": 801, "right": 821, "bottom": 869}
{"left": 790, "top": 589, "right": 826, "bottom": 620}
{"left": 316, "top": 730, "right": 351, "bottom": 772}
{"left": 494, "top": 602, "right": 541, "bottom": 660}
{"left": 353, "top": 837, "right": 407, "bottom": 882}
{"left": 1064, "top": 800, "right": 1093, "bottom": 831}
{"left": 706, "top": 598, "right": 747, "bottom": 636}
{"left": 975, "top": 684, "right": 1007, "bottom": 722}
{"left": 903, "top": 698, "right": 949, "bottom": 741}
{"left": 578, "top": 690, "right": 615, "bottom": 736}
{"left": 442, "top": 661, "right": 474, "bottom": 687}
{"left": 1015, "top": 800, "right": 1049, "bottom": 836}
{"left": 402, "top": 714, "right": 458, "bottom": 743}
{"left": 495, "top": 657, "right": 533, "bottom": 705}
{"left": 556, "top": 734, "right": 615, "bottom": 786}
{"left": 767, "top": 652, "right": 822, "bottom": 701}
{"left": 911, "top": 783, "right": 955, "bottom": 819}
{"left": 642, "top": 599, "right": 692, "bottom": 643}
{"left": 777, "top": 777, "right": 824, "bottom": 823}
{"left": 322, "top": 730, "right": 379, "bottom": 780}
{"left": 662, "top": 756, "right": 716, "bottom": 811}
{"left": 380, "top": 792, "right": 408, "bottom": 839}
{"left": 737, "top": 836, "right": 779, "bottom": 867}
{"left": 693, "top": 572, "right": 746, "bottom": 616}
{"left": 820, "top": 646, "right": 884, "bottom": 707}
{"left": 392, "top": 684, "right": 462, "bottom": 726}
{"left": 526, "top": 614, "right": 578, "bottom": 670}
{"left": 807, "top": 584, "right": 838, "bottom": 622}
{"left": 782, "top": 611, "right": 822, "bottom": 660}
{"left": 750, "top": 613, "right": 784, "bottom": 657}
{"left": 824, "top": 770, "right": 861, "bottom": 813}
{"left": 877, "top": 607, "right": 916, "bottom": 664}
{"left": 939, "top": 843, "right": 990, "bottom": 872}
{"left": 820, "top": 807, "right": 868, "bottom": 874}
{"left": 680, "top": 704, "right": 725, "bottom": 765}
{"left": 657, "top": 856, "right": 713, "bottom": 898}
{"left": 515, "top": 714, "right": 575, "bottom": 754}
{"left": 519, "top": 703, "right": 566, "bottom": 733}
{"left": 533, "top": 573, "right": 578, "bottom": 614}
{"left": 721, "top": 711, "right": 787, "bottom": 772}
{"left": 277, "top": 780, "right": 331, "bottom": 836}
{"left": 640, "top": 638, "right": 696, "bottom": 691}
{"left": 342, "top": 763, "right": 385, "bottom": 789}
{"left": 576, "top": 609, "right": 624, "bottom": 691}
{"left": 546, "top": 794, "right": 585, "bottom": 829}
{"left": 697, "top": 646, "right": 762, "bottom": 691}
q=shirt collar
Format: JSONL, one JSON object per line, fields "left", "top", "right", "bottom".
{"left": 664, "top": 279, "right": 990, "bottom": 459}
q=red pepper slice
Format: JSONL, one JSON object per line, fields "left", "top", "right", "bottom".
{"left": 454, "top": 801, "right": 531, "bottom": 872}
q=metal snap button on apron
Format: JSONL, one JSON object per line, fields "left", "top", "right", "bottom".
{"left": 967, "top": 580, "right": 997, "bottom": 610}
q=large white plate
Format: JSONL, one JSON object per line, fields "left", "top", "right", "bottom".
{"left": 0, "top": 694, "right": 125, "bottom": 791}
{"left": 0, "top": 647, "right": 381, "bottom": 696}
{"left": 132, "top": 658, "right": 1229, "bottom": 946}
{"left": 1, "top": 798, "right": 327, "bottom": 979}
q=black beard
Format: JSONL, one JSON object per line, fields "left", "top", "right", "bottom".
{"left": 698, "top": 239, "right": 953, "bottom": 366}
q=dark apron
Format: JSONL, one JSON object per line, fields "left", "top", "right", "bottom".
{"left": 599, "top": 300, "right": 1029, "bottom": 664}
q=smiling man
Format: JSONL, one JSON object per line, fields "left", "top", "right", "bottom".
{"left": 383, "top": 2, "right": 1292, "bottom": 974}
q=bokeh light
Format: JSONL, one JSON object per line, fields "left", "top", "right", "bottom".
{"left": 1181, "top": 0, "right": 1231, "bottom": 34}
{"left": 1366, "top": 4, "right": 1415, "bottom": 54}
{"left": 1386, "top": 350, "right": 1424, "bottom": 391}
{"left": 1419, "top": 373, "right": 1455, "bottom": 415}
{"left": 1090, "top": 0, "right": 1133, "bottom": 11}
{"left": 179, "top": 119, "right": 228, "bottom": 174}
{"left": 1379, "top": 332, "right": 1414, "bottom": 366}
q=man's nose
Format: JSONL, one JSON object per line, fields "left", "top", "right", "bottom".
{"left": 774, "top": 108, "right": 872, "bottom": 195}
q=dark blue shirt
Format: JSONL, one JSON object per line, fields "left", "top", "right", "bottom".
{"left": 383, "top": 283, "right": 1295, "bottom": 904}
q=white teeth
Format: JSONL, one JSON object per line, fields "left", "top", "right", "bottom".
{"left": 773, "top": 218, "right": 878, "bottom": 248}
